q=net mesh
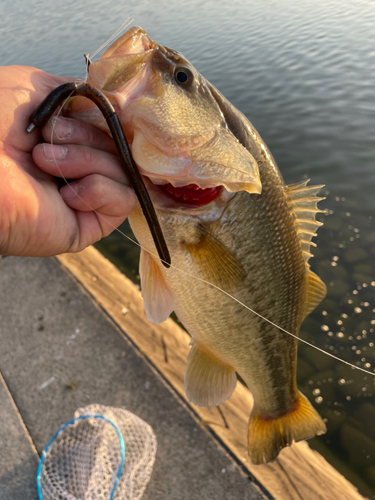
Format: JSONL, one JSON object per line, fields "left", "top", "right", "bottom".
{"left": 38, "top": 404, "right": 157, "bottom": 500}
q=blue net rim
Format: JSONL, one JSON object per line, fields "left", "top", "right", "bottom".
{"left": 36, "top": 414, "right": 125, "bottom": 500}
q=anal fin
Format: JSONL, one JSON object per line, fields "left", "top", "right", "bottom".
{"left": 185, "top": 340, "right": 237, "bottom": 407}
{"left": 140, "top": 248, "right": 175, "bottom": 325}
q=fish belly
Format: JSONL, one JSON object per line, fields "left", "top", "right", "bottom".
{"left": 130, "top": 185, "right": 304, "bottom": 417}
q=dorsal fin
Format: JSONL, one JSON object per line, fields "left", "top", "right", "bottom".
{"left": 285, "top": 179, "right": 325, "bottom": 266}
{"left": 304, "top": 269, "right": 327, "bottom": 318}
{"left": 285, "top": 180, "right": 327, "bottom": 316}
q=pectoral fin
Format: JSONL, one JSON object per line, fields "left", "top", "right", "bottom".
{"left": 140, "top": 249, "right": 175, "bottom": 324}
{"left": 185, "top": 340, "right": 237, "bottom": 407}
{"left": 185, "top": 225, "right": 246, "bottom": 292}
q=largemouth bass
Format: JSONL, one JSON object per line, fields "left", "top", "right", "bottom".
{"left": 69, "top": 26, "right": 327, "bottom": 464}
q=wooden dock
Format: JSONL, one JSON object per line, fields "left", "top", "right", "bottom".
{"left": 57, "top": 246, "right": 368, "bottom": 500}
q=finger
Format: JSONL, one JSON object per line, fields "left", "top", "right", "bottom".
{"left": 41, "top": 117, "right": 118, "bottom": 155}
{"left": 60, "top": 174, "right": 137, "bottom": 248}
{"left": 33, "top": 143, "right": 129, "bottom": 184}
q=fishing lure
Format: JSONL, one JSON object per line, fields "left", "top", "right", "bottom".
{"left": 26, "top": 81, "right": 171, "bottom": 268}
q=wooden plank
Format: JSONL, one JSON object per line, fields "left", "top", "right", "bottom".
{"left": 57, "top": 247, "right": 367, "bottom": 500}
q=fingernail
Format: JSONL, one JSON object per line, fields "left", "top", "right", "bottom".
{"left": 60, "top": 182, "right": 82, "bottom": 200}
{"left": 51, "top": 117, "right": 74, "bottom": 140}
{"left": 42, "top": 144, "right": 68, "bottom": 161}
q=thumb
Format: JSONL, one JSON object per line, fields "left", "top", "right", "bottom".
{"left": 3, "top": 66, "right": 75, "bottom": 150}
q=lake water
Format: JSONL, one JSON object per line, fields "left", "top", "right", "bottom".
{"left": 1, "top": 0, "right": 375, "bottom": 496}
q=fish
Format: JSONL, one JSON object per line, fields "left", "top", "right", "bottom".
{"left": 68, "top": 26, "right": 327, "bottom": 464}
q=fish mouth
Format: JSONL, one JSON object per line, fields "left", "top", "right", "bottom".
{"left": 140, "top": 175, "right": 233, "bottom": 221}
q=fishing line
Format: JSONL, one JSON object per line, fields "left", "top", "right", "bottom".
{"left": 48, "top": 109, "right": 375, "bottom": 378}
{"left": 107, "top": 226, "right": 375, "bottom": 377}
{"left": 84, "top": 17, "right": 134, "bottom": 81}
{"left": 89, "top": 16, "right": 134, "bottom": 61}
{"left": 45, "top": 54, "right": 375, "bottom": 379}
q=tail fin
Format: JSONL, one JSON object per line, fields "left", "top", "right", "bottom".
{"left": 248, "top": 392, "right": 326, "bottom": 464}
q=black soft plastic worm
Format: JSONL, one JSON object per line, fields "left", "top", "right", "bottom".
{"left": 26, "top": 81, "right": 171, "bottom": 268}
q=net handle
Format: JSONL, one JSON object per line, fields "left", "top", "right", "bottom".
{"left": 36, "top": 414, "right": 125, "bottom": 500}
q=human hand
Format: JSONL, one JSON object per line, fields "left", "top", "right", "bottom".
{"left": 0, "top": 65, "right": 136, "bottom": 257}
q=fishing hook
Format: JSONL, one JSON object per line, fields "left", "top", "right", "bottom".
{"left": 26, "top": 82, "right": 171, "bottom": 268}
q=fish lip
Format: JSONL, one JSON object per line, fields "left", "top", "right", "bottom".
{"left": 100, "top": 26, "right": 155, "bottom": 59}
{"left": 145, "top": 174, "right": 225, "bottom": 190}
{"left": 136, "top": 162, "right": 261, "bottom": 196}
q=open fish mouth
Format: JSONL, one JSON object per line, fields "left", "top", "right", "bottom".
{"left": 141, "top": 175, "right": 232, "bottom": 217}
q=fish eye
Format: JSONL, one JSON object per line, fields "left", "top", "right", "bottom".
{"left": 174, "top": 67, "right": 193, "bottom": 86}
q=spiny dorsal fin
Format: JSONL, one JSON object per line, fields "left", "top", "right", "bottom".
{"left": 285, "top": 180, "right": 327, "bottom": 317}
{"left": 304, "top": 270, "right": 327, "bottom": 318}
{"left": 184, "top": 225, "right": 246, "bottom": 292}
{"left": 285, "top": 179, "right": 325, "bottom": 266}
